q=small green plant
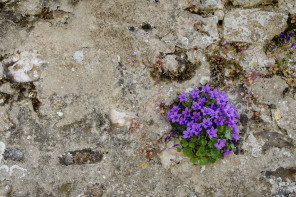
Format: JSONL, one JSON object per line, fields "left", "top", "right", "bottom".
{"left": 266, "top": 31, "right": 296, "bottom": 87}
{"left": 166, "top": 84, "right": 240, "bottom": 165}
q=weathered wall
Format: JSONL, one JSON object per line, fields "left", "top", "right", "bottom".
{"left": 0, "top": 0, "right": 295, "bottom": 196}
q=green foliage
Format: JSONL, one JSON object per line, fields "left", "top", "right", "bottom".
{"left": 173, "top": 125, "right": 234, "bottom": 165}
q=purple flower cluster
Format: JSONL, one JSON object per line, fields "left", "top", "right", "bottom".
{"left": 167, "top": 85, "right": 240, "bottom": 157}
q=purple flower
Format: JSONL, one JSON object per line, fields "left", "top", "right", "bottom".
{"left": 223, "top": 148, "right": 232, "bottom": 157}
{"left": 280, "top": 32, "right": 286, "bottom": 38}
{"left": 202, "top": 84, "right": 212, "bottom": 93}
{"left": 214, "top": 116, "right": 225, "bottom": 126}
{"left": 287, "top": 32, "right": 293, "bottom": 41}
{"left": 227, "top": 117, "right": 238, "bottom": 126}
{"left": 178, "top": 92, "right": 189, "bottom": 102}
{"left": 190, "top": 88, "right": 200, "bottom": 99}
{"left": 211, "top": 88, "right": 220, "bottom": 99}
{"left": 207, "top": 127, "right": 218, "bottom": 139}
{"left": 217, "top": 91, "right": 229, "bottom": 105}
{"left": 192, "top": 123, "right": 202, "bottom": 135}
{"left": 223, "top": 40, "right": 226, "bottom": 46}
{"left": 183, "top": 128, "right": 194, "bottom": 138}
{"left": 179, "top": 117, "right": 188, "bottom": 125}
{"left": 232, "top": 132, "right": 239, "bottom": 142}
{"left": 214, "top": 139, "right": 226, "bottom": 150}
{"left": 199, "top": 97, "right": 208, "bottom": 104}
{"left": 182, "top": 107, "right": 191, "bottom": 117}
{"left": 172, "top": 144, "right": 179, "bottom": 147}
{"left": 202, "top": 118, "right": 212, "bottom": 129}
{"left": 192, "top": 112, "right": 201, "bottom": 121}
{"left": 291, "top": 42, "right": 295, "bottom": 48}
{"left": 231, "top": 125, "right": 240, "bottom": 134}
{"left": 171, "top": 105, "right": 180, "bottom": 113}
{"left": 171, "top": 112, "right": 181, "bottom": 123}
{"left": 192, "top": 101, "right": 202, "bottom": 110}
{"left": 201, "top": 107, "right": 214, "bottom": 116}
{"left": 166, "top": 111, "right": 173, "bottom": 121}
{"left": 132, "top": 50, "right": 137, "bottom": 56}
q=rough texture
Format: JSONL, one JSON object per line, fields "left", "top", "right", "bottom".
{"left": 223, "top": 9, "right": 288, "bottom": 43}
{"left": 251, "top": 75, "right": 289, "bottom": 105}
{"left": 277, "top": 97, "right": 296, "bottom": 140}
{"left": 0, "top": 0, "right": 295, "bottom": 196}
{"left": 230, "top": 0, "right": 275, "bottom": 7}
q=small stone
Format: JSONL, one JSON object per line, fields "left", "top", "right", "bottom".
{"left": 214, "top": 10, "right": 224, "bottom": 21}
{"left": 3, "top": 148, "right": 24, "bottom": 161}
{"left": 109, "top": 109, "right": 136, "bottom": 127}
{"left": 163, "top": 55, "right": 179, "bottom": 72}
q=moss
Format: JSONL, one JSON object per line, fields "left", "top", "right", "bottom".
{"left": 184, "top": 4, "right": 215, "bottom": 17}
{"left": 38, "top": 7, "right": 53, "bottom": 20}
{"left": 150, "top": 53, "right": 201, "bottom": 82}
{"left": 59, "top": 149, "right": 103, "bottom": 165}
{"left": 58, "top": 183, "right": 72, "bottom": 197}
{"left": 0, "top": 79, "right": 42, "bottom": 112}
{"left": 226, "top": 0, "right": 278, "bottom": 9}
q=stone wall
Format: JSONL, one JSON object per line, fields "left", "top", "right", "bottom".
{"left": 0, "top": 0, "right": 295, "bottom": 196}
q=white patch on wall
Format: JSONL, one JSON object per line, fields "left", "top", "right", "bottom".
{"left": 73, "top": 51, "right": 84, "bottom": 64}
{"left": 0, "top": 165, "right": 27, "bottom": 180}
{"left": 3, "top": 50, "right": 46, "bottom": 83}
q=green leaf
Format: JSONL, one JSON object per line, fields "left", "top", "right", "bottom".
{"left": 224, "top": 126, "right": 233, "bottom": 140}
{"left": 225, "top": 132, "right": 232, "bottom": 140}
{"left": 217, "top": 125, "right": 224, "bottom": 133}
{"left": 183, "top": 147, "right": 191, "bottom": 155}
{"left": 286, "top": 53, "right": 291, "bottom": 58}
{"left": 177, "top": 147, "right": 181, "bottom": 152}
{"left": 209, "top": 158, "right": 216, "bottom": 164}
{"left": 190, "top": 157, "right": 199, "bottom": 163}
{"left": 189, "top": 142, "right": 195, "bottom": 148}
{"left": 198, "top": 146, "right": 206, "bottom": 156}
{"left": 201, "top": 139, "right": 207, "bottom": 146}
{"left": 211, "top": 148, "right": 219, "bottom": 159}
{"left": 225, "top": 126, "right": 232, "bottom": 133}
{"left": 180, "top": 139, "right": 188, "bottom": 147}
{"left": 200, "top": 157, "right": 207, "bottom": 165}
{"left": 230, "top": 144, "right": 235, "bottom": 150}
{"left": 208, "top": 138, "right": 217, "bottom": 148}
{"left": 190, "top": 137, "right": 197, "bottom": 142}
